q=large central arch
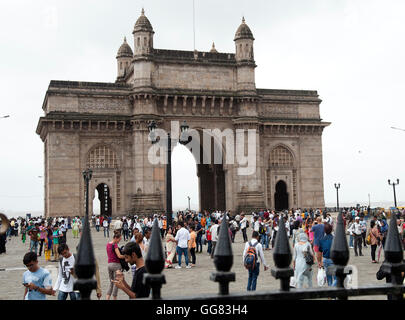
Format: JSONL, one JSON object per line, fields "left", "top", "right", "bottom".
{"left": 176, "top": 127, "right": 227, "bottom": 212}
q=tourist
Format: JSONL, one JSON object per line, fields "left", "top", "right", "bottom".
{"left": 114, "top": 218, "right": 123, "bottom": 234}
{"left": 37, "top": 221, "right": 46, "bottom": 256}
{"left": 165, "top": 227, "right": 176, "bottom": 268}
{"left": 20, "top": 222, "right": 27, "bottom": 244}
{"left": 28, "top": 223, "right": 39, "bottom": 254}
{"left": 195, "top": 219, "right": 203, "bottom": 253}
{"left": 189, "top": 225, "right": 197, "bottom": 267}
{"left": 210, "top": 219, "right": 220, "bottom": 259}
{"left": 72, "top": 218, "right": 80, "bottom": 239}
{"left": 22, "top": 252, "right": 55, "bottom": 300}
{"left": 229, "top": 218, "right": 238, "bottom": 243}
{"left": 95, "top": 216, "right": 100, "bottom": 232}
{"left": 135, "top": 232, "right": 147, "bottom": 257}
{"left": 53, "top": 244, "right": 78, "bottom": 300}
{"left": 240, "top": 214, "right": 248, "bottom": 243}
{"left": 318, "top": 223, "right": 336, "bottom": 286}
{"left": 369, "top": 220, "right": 383, "bottom": 263}
{"left": 51, "top": 224, "right": 61, "bottom": 262}
{"left": 206, "top": 224, "right": 212, "bottom": 255}
{"left": 347, "top": 218, "right": 354, "bottom": 248}
{"left": 311, "top": 216, "right": 325, "bottom": 265}
{"left": 106, "top": 230, "right": 126, "bottom": 300}
{"left": 348, "top": 217, "right": 363, "bottom": 256}
{"left": 122, "top": 219, "right": 129, "bottom": 241}
{"left": 379, "top": 219, "right": 388, "bottom": 249}
{"left": 44, "top": 226, "right": 53, "bottom": 262}
{"left": 59, "top": 220, "right": 67, "bottom": 244}
{"left": 175, "top": 221, "right": 191, "bottom": 268}
{"left": 103, "top": 218, "right": 110, "bottom": 238}
{"left": 242, "top": 231, "right": 269, "bottom": 291}
{"left": 112, "top": 242, "right": 151, "bottom": 299}
{"left": 359, "top": 216, "right": 368, "bottom": 248}
{"left": 293, "top": 232, "right": 314, "bottom": 288}
{"left": 271, "top": 214, "right": 279, "bottom": 248}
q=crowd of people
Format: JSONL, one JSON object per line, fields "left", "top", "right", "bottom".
{"left": 1, "top": 206, "right": 404, "bottom": 300}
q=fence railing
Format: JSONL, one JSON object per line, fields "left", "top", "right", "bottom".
{"left": 71, "top": 207, "right": 405, "bottom": 300}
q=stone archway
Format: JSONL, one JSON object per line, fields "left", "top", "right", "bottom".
{"left": 274, "top": 180, "right": 289, "bottom": 211}
{"left": 95, "top": 183, "right": 112, "bottom": 216}
{"left": 177, "top": 128, "right": 227, "bottom": 212}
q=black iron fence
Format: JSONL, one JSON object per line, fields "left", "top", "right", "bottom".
{"left": 72, "top": 206, "right": 405, "bottom": 300}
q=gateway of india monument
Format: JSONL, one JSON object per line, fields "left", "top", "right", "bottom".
{"left": 36, "top": 9, "right": 330, "bottom": 218}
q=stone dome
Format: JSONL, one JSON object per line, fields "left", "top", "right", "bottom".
{"left": 234, "top": 17, "right": 254, "bottom": 41}
{"left": 116, "top": 37, "right": 133, "bottom": 58}
{"left": 133, "top": 8, "right": 154, "bottom": 33}
{"left": 210, "top": 42, "right": 218, "bottom": 53}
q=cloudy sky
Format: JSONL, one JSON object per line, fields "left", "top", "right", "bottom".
{"left": 1, "top": 0, "right": 405, "bottom": 216}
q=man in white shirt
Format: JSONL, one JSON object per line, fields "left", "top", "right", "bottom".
{"left": 95, "top": 217, "right": 100, "bottom": 232}
{"left": 210, "top": 220, "right": 220, "bottom": 259}
{"left": 53, "top": 244, "right": 78, "bottom": 300}
{"left": 114, "top": 218, "right": 123, "bottom": 233}
{"left": 103, "top": 219, "right": 110, "bottom": 238}
{"left": 240, "top": 214, "right": 248, "bottom": 242}
{"left": 242, "top": 231, "right": 269, "bottom": 291}
{"left": 348, "top": 217, "right": 363, "bottom": 256}
{"left": 175, "top": 222, "right": 191, "bottom": 268}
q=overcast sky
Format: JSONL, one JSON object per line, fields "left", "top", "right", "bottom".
{"left": 1, "top": 0, "right": 405, "bottom": 216}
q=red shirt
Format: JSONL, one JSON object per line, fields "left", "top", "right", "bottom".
{"left": 206, "top": 229, "right": 212, "bottom": 241}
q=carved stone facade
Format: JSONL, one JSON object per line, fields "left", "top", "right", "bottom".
{"left": 36, "top": 10, "right": 330, "bottom": 217}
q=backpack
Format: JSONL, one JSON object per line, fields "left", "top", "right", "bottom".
{"left": 110, "top": 243, "right": 130, "bottom": 271}
{"left": 259, "top": 224, "right": 266, "bottom": 235}
{"left": 244, "top": 241, "right": 258, "bottom": 270}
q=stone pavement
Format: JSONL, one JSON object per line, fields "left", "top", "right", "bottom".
{"left": 0, "top": 218, "right": 388, "bottom": 300}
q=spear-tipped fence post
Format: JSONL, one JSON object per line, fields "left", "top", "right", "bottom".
{"left": 144, "top": 218, "right": 166, "bottom": 299}
{"left": 271, "top": 213, "right": 294, "bottom": 292}
{"left": 330, "top": 212, "right": 350, "bottom": 300}
{"left": 210, "top": 215, "right": 235, "bottom": 295}
{"left": 74, "top": 169, "right": 97, "bottom": 300}
{"left": 381, "top": 213, "right": 405, "bottom": 300}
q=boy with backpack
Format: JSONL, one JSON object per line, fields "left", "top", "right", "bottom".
{"left": 242, "top": 231, "right": 269, "bottom": 291}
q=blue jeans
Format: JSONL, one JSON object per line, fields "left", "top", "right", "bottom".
{"left": 176, "top": 246, "right": 189, "bottom": 266}
{"left": 323, "top": 258, "right": 337, "bottom": 287}
{"left": 265, "top": 234, "right": 270, "bottom": 249}
{"left": 103, "top": 227, "right": 109, "bottom": 237}
{"left": 207, "top": 240, "right": 212, "bottom": 254}
{"left": 95, "top": 225, "right": 100, "bottom": 232}
{"left": 247, "top": 262, "right": 260, "bottom": 291}
{"left": 58, "top": 291, "right": 79, "bottom": 300}
{"left": 196, "top": 235, "right": 202, "bottom": 252}
{"left": 349, "top": 235, "right": 353, "bottom": 247}
{"left": 260, "top": 234, "right": 267, "bottom": 247}
{"left": 30, "top": 240, "right": 38, "bottom": 254}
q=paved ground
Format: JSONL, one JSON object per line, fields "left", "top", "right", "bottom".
{"left": 0, "top": 215, "right": 389, "bottom": 300}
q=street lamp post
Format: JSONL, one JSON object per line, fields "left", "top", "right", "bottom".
{"left": 388, "top": 179, "right": 399, "bottom": 208}
{"left": 148, "top": 120, "right": 191, "bottom": 229}
{"left": 334, "top": 183, "right": 341, "bottom": 212}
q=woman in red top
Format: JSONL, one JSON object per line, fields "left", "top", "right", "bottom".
{"left": 206, "top": 227, "right": 212, "bottom": 255}
{"left": 106, "top": 230, "right": 125, "bottom": 300}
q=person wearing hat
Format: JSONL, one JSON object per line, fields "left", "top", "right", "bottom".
{"left": 348, "top": 216, "right": 363, "bottom": 256}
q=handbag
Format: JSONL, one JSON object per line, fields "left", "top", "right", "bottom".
{"left": 304, "top": 246, "right": 314, "bottom": 266}
{"left": 110, "top": 243, "right": 129, "bottom": 271}
{"left": 317, "top": 267, "right": 326, "bottom": 287}
{"left": 366, "top": 233, "right": 371, "bottom": 245}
